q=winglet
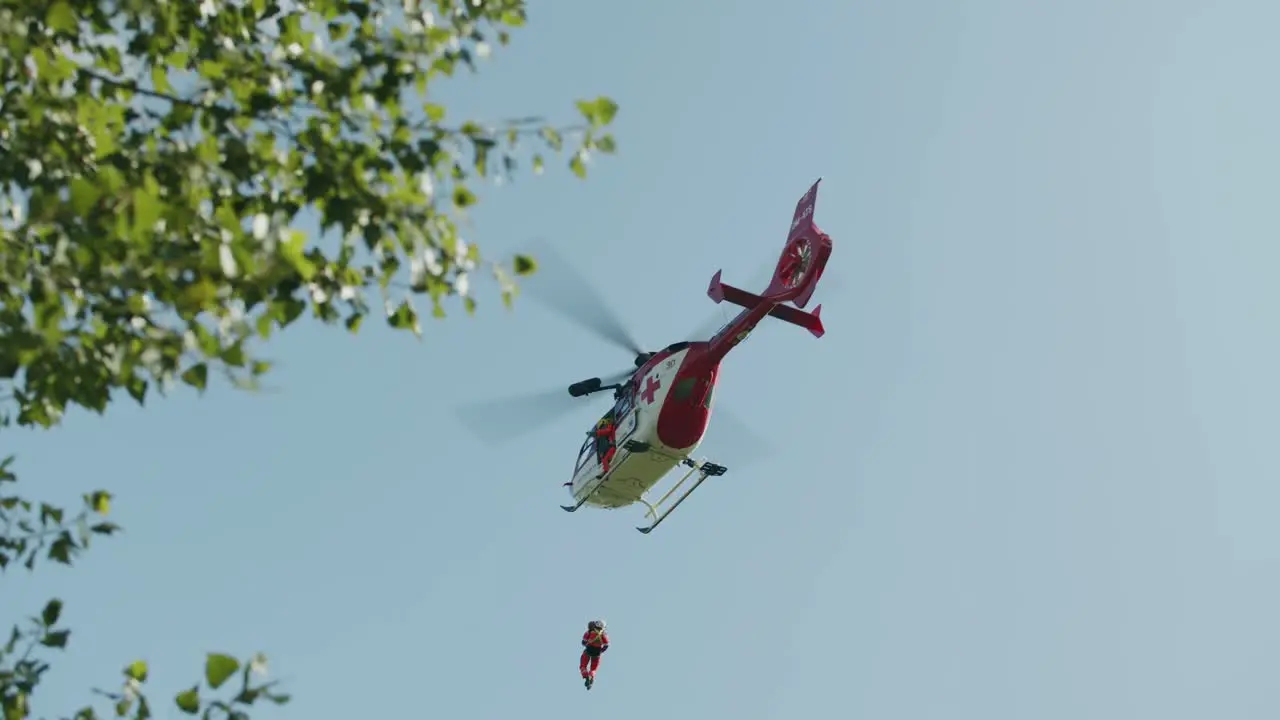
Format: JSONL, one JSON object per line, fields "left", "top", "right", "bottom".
{"left": 707, "top": 269, "right": 725, "bottom": 303}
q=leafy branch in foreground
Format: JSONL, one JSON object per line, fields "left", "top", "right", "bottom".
{"left": 2, "top": 1, "right": 619, "bottom": 717}
{"left": 0, "top": 457, "right": 118, "bottom": 572}
{"left": 0, "top": 462, "right": 290, "bottom": 720}
{"left": 86, "top": 653, "right": 289, "bottom": 720}
{"left": 1, "top": 0, "right": 619, "bottom": 428}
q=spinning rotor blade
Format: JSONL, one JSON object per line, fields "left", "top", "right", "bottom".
{"left": 685, "top": 306, "right": 735, "bottom": 344}
{"left": 598, "top": 367, "right": 637, "bottom": 387}
{"left": 456, "top": 368, "right": 635, "bottom": 447}
{"left": 684, "top": 263, "right": 774, "bottom": 342}
{"left": 456, "top": 388, "right": 580, "bottom": 446}
{"left": 704, "top": 405, "right": 774, "bottom": 467}
{"left": 517, "top": 237, "right": 646, "bottom": 356}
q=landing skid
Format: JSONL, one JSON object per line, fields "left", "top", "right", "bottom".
{"left": 560, "top": 470, "right": 607, "bottom": 513}
{"left": 636, "top": 457, "right": 728, "bottom": 534}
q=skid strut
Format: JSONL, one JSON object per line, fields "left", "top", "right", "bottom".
{"left": 635, "top": 458, "right": 727, "bottom": 534}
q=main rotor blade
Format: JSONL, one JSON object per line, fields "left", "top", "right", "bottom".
{"left": 684, "top": 263, "right": 773, "bottom": 342}
{"left": 456, "top": 368, "right": 634, "bottom": 447}
{"left": 685, "top": 305, "right": 736, "bottom": 344}
{"left": 517, "top": 237, "right": 645, "bottom": 356}
{"left": 703, "top": 405, "right": 774, "bottom": 467}
{"left": 598, "top": 367, "right": 636, "bottom": 387}
{"left": 456, "top": 387, "right": 581, "bottom": 447}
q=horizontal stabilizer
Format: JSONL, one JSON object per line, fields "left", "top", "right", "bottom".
{"left": 776, "top": 303, "right": 823, "bottom": 338}
{"left": 707, "top": 271, "right": 825, "bottom": 338}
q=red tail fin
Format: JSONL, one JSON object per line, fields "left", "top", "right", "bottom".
{"left": 703, "top": 180, "right": 833, "bottom": 339}
{"left": 763, "top": 179, "right": 830, "bottom": 307}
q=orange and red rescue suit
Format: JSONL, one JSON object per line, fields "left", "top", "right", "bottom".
{"left": 579, "top": 629, "right": 610, "bottom": 679}
{"left": 593, "top": 419, "right": 617, "bottom": 475}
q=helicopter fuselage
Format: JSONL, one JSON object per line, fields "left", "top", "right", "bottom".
{"left": 566, "top": 343, "right": 714, "bottom": 509}
{"left": 564, "top": 288, "right": 778, "bottom": 511}
{"left": 559, "top": 178, "right": 832, "bottom": 529}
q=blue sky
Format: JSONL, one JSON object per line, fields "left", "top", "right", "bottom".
{"left": 11, "top": 0, "right": 1280, "bottom": 718}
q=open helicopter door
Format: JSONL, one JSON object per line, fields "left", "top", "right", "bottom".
{"left": 562, "top": 393, "right": 642, "bottom": 510}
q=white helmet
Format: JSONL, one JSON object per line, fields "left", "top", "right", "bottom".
{"left": 588, "top": 619, "right": 606, "bottom": 631}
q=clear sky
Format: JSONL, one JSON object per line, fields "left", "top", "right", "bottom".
{"left": 11, "top": 0, "right": 1280, "bottom": 718}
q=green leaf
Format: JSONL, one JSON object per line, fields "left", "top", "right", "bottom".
{"left": 204, "top": 653, "right": 240, "bottom": 689}
{"left": 569, "top": 153, "right": 587, "bottom": 179}
{"left": 174, "top": 687, "right": 200, "bottom": 714}
{"left": 270, "top": 297, "right": 307, "bottom": 328}
{"left": 279, "top": 231, "right": 317, "bottom": 280}
{"left": 150, "top": 65, "right": 172, "bottom": 95}
{"left": 595, "top": 97, "right": 620, "bottom": 125}
{"left": 48, "top": 533, "right": 75, "bottom": 564}
{"left": 40, "top": 629, "right": 70, "bottom": 648}
{"left": 220, "top": 342, "right": 246, "bottom": 367}
{"left": 387, "top": 300, "right": 419, "bottom": 332}
{"left": 131, "top": 176, "right": 164, "bottom": 237}
{"left": 452, "top": 186, "right": 476, "bottom": 208}
{"left": 576, "top": 97, "right": 619, "bottom": 127}
{"left": 125, "top": 660, "right": 149, "bottom": 682}
{"left": 513, "top": 255, "right": 537, "bottom": 276}
{"left": 42, "top": 598, "right": 63, "bottom": 626}
{"left": 89, "top": 490, "right": 112, "bottom": 515}
{"left": 45, "top": 0, "right": 77, "bottom": 33}
{"left": 91, "top": 522, "right": 121, "bottom": 535}
{"left": 69, "top": 177, "right": 102, "bottom": 215}
{"left": 181, "top": 363, "right": 209, "bottom": 390}
{"left": 127, "top": 376, "right": 148, "bottom": 404}
{"left": 40, "top": 503, "right": 64, "bottom": 525}
{"left": 191, "top": 322, "right": 221, "bottom": 357}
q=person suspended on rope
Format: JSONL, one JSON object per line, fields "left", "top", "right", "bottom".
{"left": 579, "top": 619, "right": 609, "bottom": 688}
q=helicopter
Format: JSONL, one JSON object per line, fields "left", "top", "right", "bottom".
{"left": 462, "top": 179, "right": 833, "bottom": 534}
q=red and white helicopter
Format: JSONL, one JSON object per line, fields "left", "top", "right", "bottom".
{"left": 463, "top": 180, "right": 833, "bottom": 534}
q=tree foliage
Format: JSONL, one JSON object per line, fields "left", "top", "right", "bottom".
{"left": 0, "top": 0, "right": 618, "bottom": 716}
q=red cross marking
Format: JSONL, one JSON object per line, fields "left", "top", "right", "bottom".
{"left": 640, "top": 376, "right": 661, "bottom": 405}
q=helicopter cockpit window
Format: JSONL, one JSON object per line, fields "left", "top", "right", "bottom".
{"left": 575, "top": 436, "right": 595, "bottom": 473}
{"left": 613, "top": 390, "right": 633, "bottom": 418}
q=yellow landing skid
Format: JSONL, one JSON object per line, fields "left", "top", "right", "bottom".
{"left": 635, "top": 457, "right": 727, "bottom": 534}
